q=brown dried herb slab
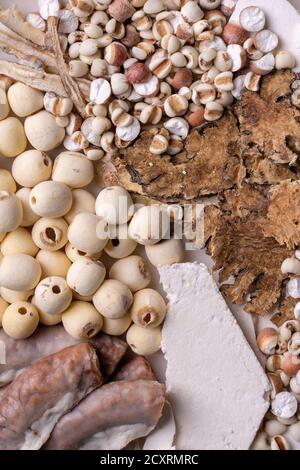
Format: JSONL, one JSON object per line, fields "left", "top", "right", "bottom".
{"left": 219, "top": 183, "right": 268, "bottom": 218}
{"left": 110, "top": 112, "right": 243, "bottom": 202}
{"left": 109, "top": 72, "right": 300, "bottom": 203}
{"left": 242, "top": 146, "right": 300, "bottom": 185}
{"left": 234, "top": 70, "right": 300, "bottom": 167}
{"left": 203, "top": 204, "right": 221, "bottom": 246}
{"left": 263, "top": 181, "right": 300, "bottom": 249}
{"left": 208, "top": 214, "right": 291, "bottom": 315}
{"left": 205, "top": 184, "right": 295, "bottom": 317}
{"left": 272, "top": 296, "right": 298, "bottom": 326}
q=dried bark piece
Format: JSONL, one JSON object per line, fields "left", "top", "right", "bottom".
{"left": 234, "top": 71, "right": 300, "bottom": 166}
{"left": 112, "top": 112, "right": 243, "bottom": 202}
{"left": 244, "top": 271, "right": 284, "bottom": 316}
{"left": 0, "top": 6, "right": 46, "bottom": 47}
{"left": 222, "top": 270, "right": 257, "bottom": 305}
{"left": 48, "top": 17, "right": 88, "bottom": 119}
{"left": 209, "top": 215, "right": 291, "bottom": 315}
{"left": 263, "top": 181, "right": 300, "bottom": 249}
{"left": 205, "top": 183, "right": 296, "bottom": 317}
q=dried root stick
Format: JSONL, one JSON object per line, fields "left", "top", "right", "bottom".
{"left": 0, "top": 61, "right": 67, "bottom": 96}
{"left": 48, "top": 17, "right": 88, "bottom": 119}
{"left": 0, "top": 61, "right": 90, "bottom": 101}
{"left": 0, "top": 23, "right": 57, "bottom": 73}
{"left": 0, "top": 6, "right": 46, "bottom": 47}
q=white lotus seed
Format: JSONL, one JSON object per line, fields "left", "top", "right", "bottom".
{"left": 0, "top": 192, "right": 23, "bottom": 232}
{"left": 68, "top": 212, "right": 109, "bottom": 255}
{"left": 2, "top": 301, "right": 39, "bottom": 339}
{"left": 7, "top": 82, "right": 44, "bottom": 117}
{"left": 12, "top": 150, "right": 52, "bottom": 188}
{"left": 36, "top": 250, "right": 72, "bottom": 279}
{"left": 30, "top": 181, "right": 73, "bottom": 218}
{"left": 126, "top": 323, "right": 162, "bottom": 355}
{"left": 93, "top": 279, "right": 133, "bottom": 319}
{"left": 62, "top": 301, "right": 103, "bottom": 339}
{"left": 0, "top": 253, "right": 41, "bottom": 291}
{"left": 25, "top": 111, "right": 65, "bottom": 151}
{"left": 95, "top": 186, "right": 134, "bottom": 225}
{"left": 67, "top": 258, "right": 106, "bottom": 297}
{"left": 109, "top": 255, "right": 151, "bottom": 292}
{"left": 130, "top": 288, "right": 167, "bottom": 328}
{"left": 52, "top": 151, "right": 94, "bottom": 188}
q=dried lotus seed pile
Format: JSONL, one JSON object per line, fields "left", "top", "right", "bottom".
{"left": 18, "top": 0, "right": 295, "bottom": 158}
{"left": 0, "top": 77, "right": 185, "bottom": 352}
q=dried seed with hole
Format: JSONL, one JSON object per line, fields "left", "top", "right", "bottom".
{"left": 130, "top": 288, "right": 166, "bottom": 328}
{"left": 62, "top": 301, "right": 103, "bottom": 339}
{"left": 109, "top": 255, "right": 151, "bottom": 293}
{"left": 93, "top": 279, "right": 133, "bottom": 319}
{"left": 2, "top": 301, "right": 39, "bottom": 339}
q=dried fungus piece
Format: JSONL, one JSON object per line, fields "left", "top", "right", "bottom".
{"left": 204, "top": 179, "right": 299, "bottom": 318}
{"left": 263, "top": 181, "right": 300, "bottom": 249}
{"left": 111, "top": 112, "right": 243, "bottom": 202}
{"left": 234, "top": 71, "right": 300, "bottom": 167}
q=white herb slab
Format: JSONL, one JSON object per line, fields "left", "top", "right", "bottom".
{"left": 159, "top": 263, "right": 270, "bottom": 450}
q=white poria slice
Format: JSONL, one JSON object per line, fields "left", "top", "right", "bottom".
{"left": 159, "top": 263, "right": 270, "bottom": 450}
{"left": 231, "top": 0, "right": 300, "bottom": 69}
